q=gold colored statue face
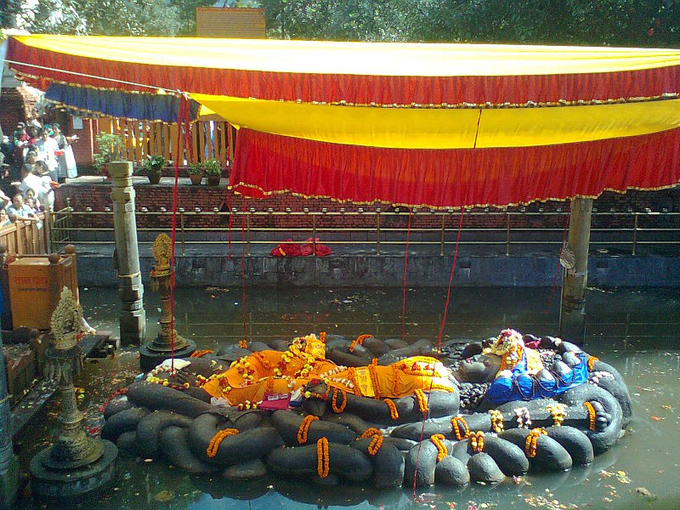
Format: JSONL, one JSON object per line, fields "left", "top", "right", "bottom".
{"left": 50, "top": 286, "right": 83, "bottom": 350}
{"left": 152, "top": 233, "right": 173, "bottom": 271}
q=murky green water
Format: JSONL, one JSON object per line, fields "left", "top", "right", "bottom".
{"left": 18, "top": 286, "right": 680, "bottom": 509}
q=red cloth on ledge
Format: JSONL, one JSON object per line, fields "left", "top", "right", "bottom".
{"left": 271, "top": 239, "right": 332, "bottom": 257}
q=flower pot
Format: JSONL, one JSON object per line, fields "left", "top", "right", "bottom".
{"left": 207, "top": 175, "right": 221, "bottom": 186}
{"left": 189, "top": 174, "right": 203, "bottom": 186}
{"left": 148, "top": 171, "right": 162, "bottom": 185}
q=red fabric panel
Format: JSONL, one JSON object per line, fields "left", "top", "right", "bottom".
{"left": 8, "top": 38, "right": 680, "bottom": 104}
{"left": 232, "top": 128, "right": 680, "bottom": 209}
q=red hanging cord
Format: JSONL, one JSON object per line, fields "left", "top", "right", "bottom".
{"left": 402, "top": 210, "right": 413, "bottom": 342}
{"left": 546, "top": 203, "right": 572, "bottom": 313}
{"left": 227, "top": 164, "right": 233, "bottom": 260}
{"left": 169, "top": 94, "right": 189, "bottom": 373}
{"left": 412, "top": 207, "right": 465, "bottom": 498}
{"left": 240, "top": 196, "right": 248, "bottom": 342}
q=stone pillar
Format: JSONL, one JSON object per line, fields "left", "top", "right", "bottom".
{"left": 559, "top": 198, "right": 593, "bottom": 343}
{"left": 110, "top": 162, "right": 146, "bottom": 345}
{"left": 0, "top": 329, "right": 20, "bottom": 509}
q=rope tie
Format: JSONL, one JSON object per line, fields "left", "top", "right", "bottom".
{"left": 359, "top": 428, "right": 384, "bottom": 456}
{"left": 206, "top": 428, "right": 239, "bottom": 458}
{"left": 348, "top": 334, "right": 373, "bottom": 353}
{"left": 297, "top": 415, "right": 319, "bottom": 444}
{"left": 317, "top": 437, "right": 330, "bottom": 478}
{"left": 430, "top": 434, "right": 447, "bottom": 462}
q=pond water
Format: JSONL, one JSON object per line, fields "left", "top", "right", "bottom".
{"left": 18, "top": 286, "right": 680, "bottom": 510}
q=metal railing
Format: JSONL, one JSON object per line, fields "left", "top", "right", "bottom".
{"left": 49, "top": 202, "right": 680, "bottom": 256}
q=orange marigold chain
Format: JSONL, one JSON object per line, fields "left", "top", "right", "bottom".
{"left": 359, "top": 428, "right": 384, "bottom": 456}
{"left": 317, "top": 437, "right": 330, "bottom": 478}
{"left": 348, "top": 334, "right": 373, "bottom": 353}
{"left": 190, "top": 349, "right": 213, "bottom": 358}
{"left": 239, "top": 339, "right": 248, "bottom": 349}
{"left": 414, "top": 389, "right": 428, "bottom": 414}
{"left": 297, "top": 415, "right": 319, "bottom": 444}
{"left": 587, "top": 356, "right": 599, "bottom": 372}
{"left": 206, "top": 428, "right": 239, "bottom": 458}
{"left": 430, "top": 434, "right": 448, "bottom": 462}
{"left": 584, "top": 401, "right": 597, "bottom": 431}
{"left": 384, "top": 399, "right": 399, "bottom": 420}
{"left": 319, "top": 331, "right": 326, "bottom": 343}
{"left": 368, "top": 364, "right": 381, "bottom": 399}
{"left": 451, "top": 416, "right": 470, "bottom": 440}
{"left": 470, "top": 431, "right": 485, "bottom": 453}
{"left": 525, "top": 428, "right": 547, "bottom": 458}
{"left": 331, "top": 388, "right": 347, "bottom": 413}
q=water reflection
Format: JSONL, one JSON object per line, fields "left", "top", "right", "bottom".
{"left": 19, "top": 287, "right": 680, "bottom": 509}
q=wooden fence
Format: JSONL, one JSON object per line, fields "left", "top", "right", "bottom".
{"left": 0, "top": 213, "right": 49, "bottom": 255}
{"left": 98, "top": 118, "right": 234, "bottom": 167}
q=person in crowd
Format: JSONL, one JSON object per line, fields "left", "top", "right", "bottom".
{"left": 25, "top": 188, "right": 41, "bottom": 213}
{"left": 26, "top": 125, "right": 39, "bottom": 145}
{"left": 51, "top": 123, "right": 78, "bottom": 182}
{"left": 19, "top": 161, "right": 54, "bottom": 212}
{"left": 35, "top": 129, "right": 59, "bottom": 181}
{"left": 7, "top": 193, "right": 37, "bottom": 222}
{"left": 0, "top": 207, "right": 10, "bottom": 227}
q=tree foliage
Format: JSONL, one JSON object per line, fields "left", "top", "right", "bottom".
{"left": 1, "top": 0, "right": 679, "bottom": 47}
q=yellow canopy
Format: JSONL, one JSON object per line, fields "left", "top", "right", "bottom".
{"left": 192, "top": 94, "right": 680, "bottom": 149}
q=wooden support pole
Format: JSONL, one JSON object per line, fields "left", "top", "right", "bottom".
{"left": 559, "top": 197, "right": 593, "bottom": 343}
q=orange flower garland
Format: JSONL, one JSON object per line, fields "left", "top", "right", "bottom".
{"left": 319, "top": 331, "right": 326, "bottom": 343}
{"left": 359, "top": 428, "right": 384, "bottom": 456}
{"left": 584, "top": 402, "right": 597, "bottom": 431}
{"left": 414, "top": 389, "right": 429, "bottom": 414}
{"left": 451, "top": 416, "right": 470, "bottom": 440}
{"left": 317, "top": 437, "right": 330, "bottom": 479}
{"left": 348, "top": 334, "right": 373, "bottom": 353}
{"left": 430, "top": 434, "right": 448, "bottom": 462}
{"left": 297, "top": 415, "right": 319, "bottom": 444}
{"left": 239, "top": 339, "right": 248, "bottom": 349}
{"left": 587, "top": 356, "right": 599, "bottom": 372}
{"left": 206, "top": 428, "right": 239, "bottom": 458}
{"left": 525, "top": 428, "right": 547, "bottom": 458}
{"left": 368, "top": 363, "right": 381, "bottom": 399}
{"left": 384, "top": 399, "right": 399, "bottom": 420}
{"left": 489, "top": 410, "right": 504, "bottom": 433}
{"left": 190, "top": 349, "right": 214, "bottom": 358}
{"left": 470, "top": 431, "right": 485, "bottom": 453}
{"left": 331, "top": 388, "right": 347, "bottom": 413}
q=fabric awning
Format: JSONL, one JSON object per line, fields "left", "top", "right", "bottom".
{"left": 7, "top": 34, "right": 680, "bottom": 208}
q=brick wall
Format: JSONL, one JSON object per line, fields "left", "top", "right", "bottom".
{"left": 0, "top": 86, "right": 40, "bottom": 135}
{"left": 54, "top": 182, "right": 680, "bottom": 232}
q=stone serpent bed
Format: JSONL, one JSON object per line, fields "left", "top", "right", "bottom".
{"left": 101, "top": 330, "right": 631, "bottom": 489}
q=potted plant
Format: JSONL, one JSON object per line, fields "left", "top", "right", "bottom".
{"left": 203, "top": 158, "right": 222, "bottom": 186}
{"left": 139, "top": 155, "right": 167, "bottom": 185}
{"left": 188, "top": 163, "right": 203, "bottom": 186}
{"left": 93, "top": 133, "right": 124, "bottom": 178}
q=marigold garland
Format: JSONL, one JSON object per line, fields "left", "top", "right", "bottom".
{"left": 368, "top": 364, "right": 381, "bottom": 399}
{"left": 584, "top": 401, "right": 597, "bottom": 431}
{"left": 546, "top": 403, "right": 567, "bottom": 426}
{"left": 359, "top": 428, "right": 384, "bottom": 456}
{"left": 331, "top": 388, "right": 347, "bottom": 413}
{"left": 348, "top": 334, "right": 373, "bottom": 353}
{"left": 384, "top": 398, "right": 399, "bottom": 420}
{"left": 525, "top": 428, "right": 547, "bottom": 458}
{"left": 297, "top": 415, "right": 319, "bottom": 444}
{"left": 451, "top": 416, "right": 470, "bottom": 440}
{"left": 146, "top": 376, "right": 190, "bottom": 391}
{"left": 317, "top": 437, "right": 330, "bottom": 478}
{"left": 319, "top": 331, "right": 326, "bottom": 343}
{"left": 414, "top": 389, "right": 428, "bottom": 414}
{"left": 489, "top": 409, "right": 504, "bottom": 433}
{"left": 190, "top": 349, "right": 213, "bottom": 358}
{"left": 470, "top": 431, "right": 485, "bottom": 453}
{"left": 430, "top": 434, "right": 448, "bottom": 462}
{"left": 206, "top": 428, "right": 239, "bottom": 458}
{"left": 587, "top": 356, "right": 599, "bottom": 372}
{"left": 239, "top": 339, "right": 248, "bottom": 349}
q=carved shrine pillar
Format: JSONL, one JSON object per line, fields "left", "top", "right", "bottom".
{"left": 559, "top": 198, "right": 593, "bottom": 343}
{"left": 110, "top": 162, "right": 146, "bottom": 344}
